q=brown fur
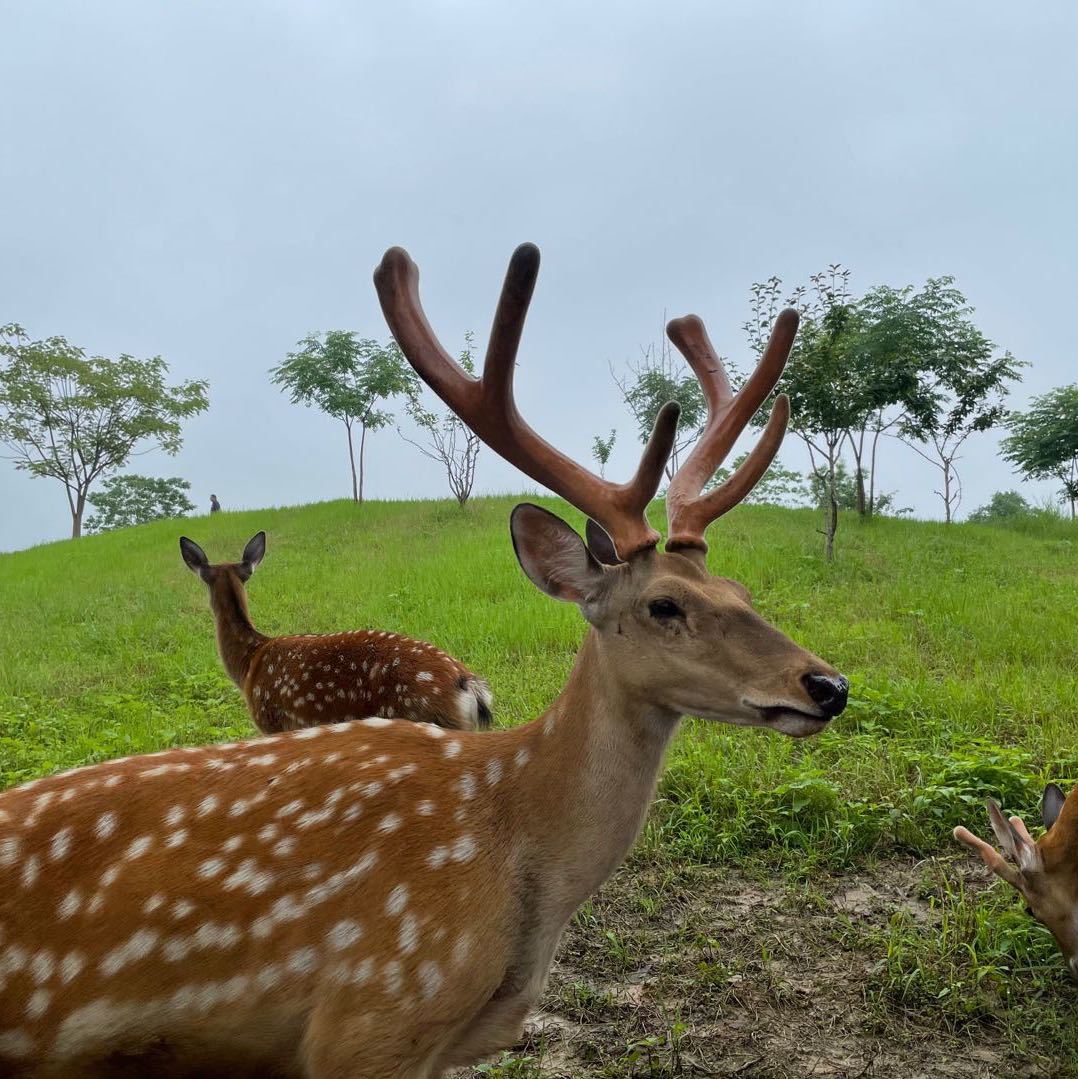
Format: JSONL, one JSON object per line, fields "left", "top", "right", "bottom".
{"left": 181, "top": 535, "right": 492, "bottom": 735}
{"left": 956, "top": 784, "right": 1078, "bottom": 977}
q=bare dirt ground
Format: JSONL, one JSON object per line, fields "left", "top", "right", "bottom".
{"left": 456, "top": 857, "right": 1071, "bottom": 1078}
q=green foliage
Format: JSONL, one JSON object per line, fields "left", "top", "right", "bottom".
{"left": 710, "top": 453, "right": 809, "bottom": 507}
{"left": 0, "top": 323, "right": 208, "bottom": 537}
{"left": 270, "top": 331, "right": 418, "bottom": 502}
{"left": 806, "top": 460, "right": 906, "bottom": 516}
{"left": 590, "top": 429, "right": 617, "bottom": 478}
{"left": 967, "top": 490, "right": 1033, "bottom": 524}
{"left": 84, "top": 474, "right": 196, "bottom": 533}
{"left": 612, "top": 337, "right": 707, "bottom": 478}
{"left": 1001, "top": 384, "right": 1078, "bottom": 519}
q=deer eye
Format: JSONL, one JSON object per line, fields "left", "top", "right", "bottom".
{"left": 648, "top": 598, "right": 683, "bottom": 620}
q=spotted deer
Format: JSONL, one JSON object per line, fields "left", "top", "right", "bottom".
{"left": 955, "top": 783, "right": 1078, "bottom": 978}
{"left": 0, "top": 243, "right": 848, "bottom": 1076}
{"left": 179, "top": 531, "right": 493, "bottom": 734}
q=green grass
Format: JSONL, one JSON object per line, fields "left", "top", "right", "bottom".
{"left": 1, "top": 496, "right": 1076, "bottom": 1068}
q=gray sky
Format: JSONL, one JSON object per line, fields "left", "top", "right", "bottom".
{"left": 2, "top": 1, "right": 1075, "bottom": 551}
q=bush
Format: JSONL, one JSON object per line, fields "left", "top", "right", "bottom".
{"left": 967, "top": 490, "right": 1032, "bottom": 524}
{"left": 85, "top": 474, "right": 196, "bottom": 533}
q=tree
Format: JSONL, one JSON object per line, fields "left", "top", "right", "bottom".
{"left": 806, "top": 459, "right": 906, "bottom": 516}
{"left": 743, "top": 269, "right": 867, "bottom": 559}
{"left": 1001, "top": 385, "right": 1078, "bottom": 519}
{"left": 591, "top": 429, "right": 617, "bottom": 478}
{"left": 0, "top": 324, "right": 208, "bottom": 538}
{"left": 84, "top": 474, "right": 196, "bottom": 533}
{"left": 271, "top": 332, "right": 418, "bottom": 503}
{"left": 401, "top": 333, "right": 482, "bottom": 507}
{"left": 612, "top": 325, "right": 707, "bottom": 480}
{"left": 967, "top": 490, "right": 1033, "bottom": 524}
{"left": 896, "top": 331, "right": 1022, "bottom": 523}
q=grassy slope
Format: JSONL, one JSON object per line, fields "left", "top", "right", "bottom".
{"left": 1, "top": 497, "right": 1076, "bottom": 1068}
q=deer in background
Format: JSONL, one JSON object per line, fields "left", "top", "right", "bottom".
{"left": 955, "top": 783, "right": 1078, "bottom": 978}
{"left": 0, "top": 243, "right": 847, "bottom": 1076}
{"left": 180, "top": 531, "right": 492, "bottom": 733}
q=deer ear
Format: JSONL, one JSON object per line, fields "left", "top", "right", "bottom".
{"left": 585, "top": 518, "right": 623, "bottom": 566}
{"left": 1042, "top": 784, "right": 1066, "bottom": 831}
{"left": 242, "top": 532, "right": 267, "bottom": 574}
{"left": 510, "top": 504, "right": 606, "bottom": 617}
{"left": 179, "top": 537, "right": 209, "bottom": 575}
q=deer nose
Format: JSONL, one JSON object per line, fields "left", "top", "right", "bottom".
{"left": 802, "top": 673, "right": 849, "bottom": 717}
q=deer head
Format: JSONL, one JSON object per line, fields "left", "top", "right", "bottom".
{"left": 180, "top": 532, "right": 266, "bottom": 588}
{"left": 955, "top": 784, "right": 1078, "bottom": 977}
{"left": 375, "top": 243, "right": 848, "bottom": 737}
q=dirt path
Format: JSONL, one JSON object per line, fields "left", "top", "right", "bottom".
{"left": 455, "top": 857, "right": 1070, "bottom": 1077}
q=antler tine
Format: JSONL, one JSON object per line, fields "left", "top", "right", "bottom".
{"left": 375, "top": 245, "right": 680, "bottom": 559}
{"left": 480, "top": 243, "right": 540, "bottom": 413}
{"left": 665, "top": 308, "right": 799, "bottom": 554}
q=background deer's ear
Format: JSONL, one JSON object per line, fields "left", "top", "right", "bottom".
{"left": 510, "top": 504, "right": 606, "bottom": 618}
{"left": 585, "top": 518, "right": 623, "bottom": 566}
{"left": 242, "top": 531, "right": 267, "bottom": 574}
{"left": 1042, "top": 783, "right": 1066, "bottom": 831}
{"left": 179, "top": 537, "right": 209, "bottom": 576}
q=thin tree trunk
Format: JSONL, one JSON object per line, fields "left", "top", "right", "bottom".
{"left": 869, "top": 423, "right": 883, "bottom": 518}
{"left": 71, "top": 490, "right": 86, "bottom": 539}
{"left": 825, "top": 451, "right": 838, "bottom": 561}
{"left": 345, "top": 422, "right": 359, "bottom": 503}
{"left": 358, "top": 424, "right": 367, "bottom": 504}
{"left": 942, "top": 461, "right": 953, "bottom": 524}
{"left": 850, "top": 429, "right": 867, "bottom": 518}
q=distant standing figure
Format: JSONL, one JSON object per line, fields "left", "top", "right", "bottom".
{"left": 210, "top": 494, "right": 221, "bottom": 513}
{"left": 179, "top": 531, "right": 493, "bottom": 733}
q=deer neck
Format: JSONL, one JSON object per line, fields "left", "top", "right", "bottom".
{"left": 207, "top": 574, "right": 266, "bottom": 688}
{"left": 521, "top": 628, "right": 681, "bottom": 919}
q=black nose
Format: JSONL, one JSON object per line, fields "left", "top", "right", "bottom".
{"left": 802, "top": 673, "right": 849, "bottom": 717}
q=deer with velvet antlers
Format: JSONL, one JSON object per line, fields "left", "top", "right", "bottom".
{"left": 0, "top": 243, "right": 847, "bottom": 1077}
{"left": 955, "top": 783, "right": 1078, "bottom": 978}
{"left": 179, "top": 531, "right": 493, "bottom": 734}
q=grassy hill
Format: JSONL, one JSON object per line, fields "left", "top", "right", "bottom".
{"left": 1, "top": 497, "right": 1076, "bottom": 1072}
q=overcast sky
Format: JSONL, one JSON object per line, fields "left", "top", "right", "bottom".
{"left": 2, "top": 1, "right": 1075, "bottom": 551}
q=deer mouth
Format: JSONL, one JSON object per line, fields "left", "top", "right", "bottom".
{"left": 753, "top": 704, "right": 831, "bottom": 737}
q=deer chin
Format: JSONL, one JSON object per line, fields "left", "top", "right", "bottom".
{"left": 747, "top": 702, "right": 832, "bottom": 739}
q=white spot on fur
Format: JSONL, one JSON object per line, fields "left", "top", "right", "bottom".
{"left": 99, "top": 929, "right": 159, "bottom": 976}
{"left": 125, "top": 835, "right": 153, "bottom": 860}
{"left": 25, "top": 989, "right": 50, "bottom": 1020}
{"left": 95, "top": 812, "right": 119, "bottom": 839}
{"left": 443, "top": 741, "right": 461, "bottom": 759}
{"left": 57, "top": 890, "right": 82, "bottom": 919}
{"left": 398, "top": 912, "right": 419, "bottom": 954}
{"left": 385, "top": 884, "right": 409, "bottom": 916}
{"left": 59, "top": 951, "right": 85, "bottom": 984}
{"left": 49, "top": 828, "right": 73, "bottom": 861}
{"left": 20, "top": 855, "right": 40, "bottom": 889}
{"left": 418, "top": 960, "right": 443, "bottom": 998}
{"left": 383, "top": 959, "right": 403, "bottom": 994}
{"left": 377, "top": 813, "right": 402, "bottom": 834}
{"left": 327, "top": 919, "right": 363, "bottom": 951}
{"left": 451, "top": 835, "right": 477, "bottom": 862}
